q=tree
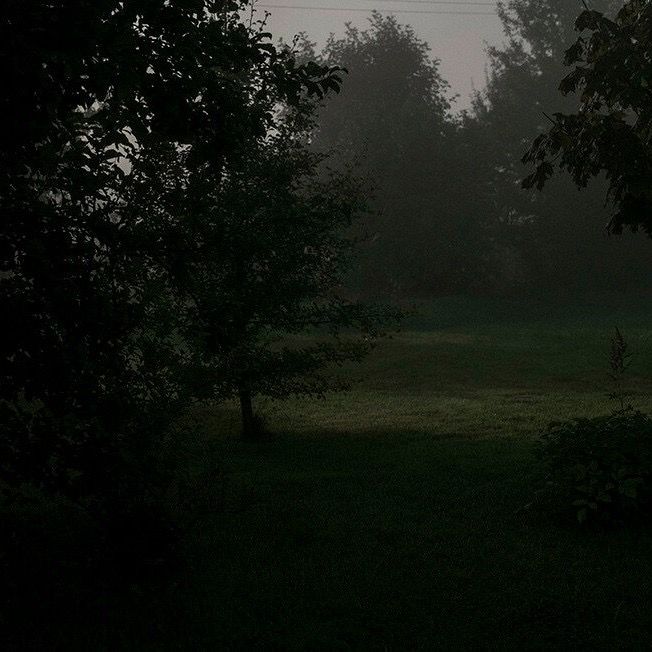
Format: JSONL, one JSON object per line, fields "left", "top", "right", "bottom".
{"left": 207, "top": 139, "right": 393, "bottom": 439}
{"left": 126, "top": 106, "right": 396, "bottom": 440}
{"left": 523, "top": 0, "right": 652, "bottom": 236}
{"left": 0, "top": 2, "right": 348, "bottom": 503}
{"left": 466, "top": 0, "right": 652, "bottom": 297}
{"left": 302, "top": 14, "right": 497, "bottom": 298}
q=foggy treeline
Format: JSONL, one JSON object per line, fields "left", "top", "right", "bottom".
{"left": 3, "top": 0, "right": 652, "bottom": 646}
{"left": 296, "top": 1, "right": 651, "bottom": 299}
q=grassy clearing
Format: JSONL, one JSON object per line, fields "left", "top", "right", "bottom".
{"left": 28, "top": 295, "right": 652, "bottom": 649}
{"left": 193, "top": 294, "right": 652, "bottom": 440}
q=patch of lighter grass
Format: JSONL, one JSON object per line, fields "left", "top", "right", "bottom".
{"left": 190, "top": 319, "right": 652, "bottom": 442}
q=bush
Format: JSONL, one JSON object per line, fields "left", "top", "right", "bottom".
{"left": 537, "top": 409, "right": 652, "bottom": 524}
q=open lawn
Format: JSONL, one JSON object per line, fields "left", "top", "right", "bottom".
{"left": 197, "top": 294, "right": 652, "bottom": 439}
{"left": 25, "top": 295, "right": 652, "bottom": 650}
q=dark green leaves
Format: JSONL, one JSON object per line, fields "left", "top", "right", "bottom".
{"left": 522, "top": 160, "right": 554, "bottom": 191}
{"left": 0, "top": 0, "right": 366, "bottom": 499}
{"left": 538, "top": 409, "right": 652, "bottom": 524}
{"left": 523, "top": 0, "right": 652, "bottom": 234}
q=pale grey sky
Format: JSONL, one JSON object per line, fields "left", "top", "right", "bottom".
{"left": 253, "top": 1, "right": 505, "bottom": 109}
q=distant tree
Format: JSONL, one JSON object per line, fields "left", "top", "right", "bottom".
{"left": 471, "top": 0, "right": 606, "bottom": 179}
{"left": 470, "top": 0, "right": 651, "bottom": 296}
{"left": 302, "top": 14, "right": 496, "bottom": 298}
{"left": 523, "top": 0, "right": 652, "bottom": 236}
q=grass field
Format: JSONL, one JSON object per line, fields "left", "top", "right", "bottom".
{"left": 196, "top": 294, "right": 652, "bottom": 440}
{"left": 30, "top": 295, "right": 652, "bottom": 649}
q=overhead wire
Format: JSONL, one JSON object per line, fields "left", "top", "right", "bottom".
{"left": 359, "top": 0, "right": 495, "bottom": 4}
{"left": 255, "top": 4, "right": 497, "bottom": 14}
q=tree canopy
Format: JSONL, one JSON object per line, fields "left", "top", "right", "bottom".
{"left": 469, "top": 0, "right": 650, "bottom": 296}
{"left": 523, "top": 0, "right": 652, "bottom": 235}
{"left": 303, "top": 14, "right": 497, "bottom": 297}
{"left": 0, "top": 1, "right": 376, "bottom": 503}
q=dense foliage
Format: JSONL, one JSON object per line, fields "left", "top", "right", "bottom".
{"left": 471, "top": 0, "right": 651, "bottom": 296}
{"left": 303, "top": 4, "right": 651, "bottom": 298}
{"left": 0, "top": 1, "right": 383, "bottom": 541}
{"left": 537, "top": 327, "right": 651, "bottom": 526}
{"left": 302, "top": 15, "right": 497, "bottom": 297}
{"left": 134, "top": 121, "right": 396, "bottom": 439}
{"left": 538, "top": 410, "right": 652, "bottom": 524}
{"left": 523, "top": 0, "right": 652, "bottom": 236}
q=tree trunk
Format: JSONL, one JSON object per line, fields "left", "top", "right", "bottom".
{"left": 239, "top": 387, "right": 257, "bottom": 440}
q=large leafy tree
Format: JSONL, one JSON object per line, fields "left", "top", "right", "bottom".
{"left": 303, "top": 14, "right": 496, "bottom": 297}
{"left": 523, "top": 0, "right": 652, "bottom": 236}
{"left": 0, "top": 2, "right": 349, "bottom": 499}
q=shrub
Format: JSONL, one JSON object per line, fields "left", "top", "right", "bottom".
{"left": 537, "top": 409, "right": 652, "bottom": 524}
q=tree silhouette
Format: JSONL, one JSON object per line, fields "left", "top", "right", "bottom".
{"left": 302, "top": 14, "right": 496, "bottom": 297}
{"left": 524, "top": 0, "right": 652, "bottom": 236}
{"left": 0, "top": 2, "right": 357, "bottom": 499}
{"left": 468, "top": 0, "right": 650, "bottom": 296}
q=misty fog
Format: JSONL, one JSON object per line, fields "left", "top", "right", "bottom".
{"left": 3, "top": 1, "right": 652, "bottom": 649}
